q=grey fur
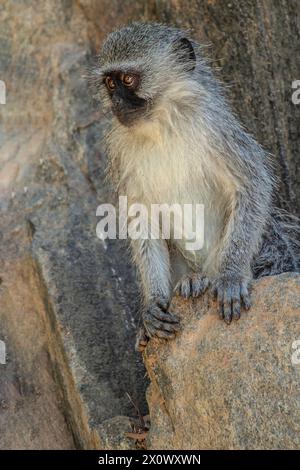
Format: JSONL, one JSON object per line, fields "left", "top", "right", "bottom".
{"left": 91, "top": 22, "right": 300, "bottom": 349}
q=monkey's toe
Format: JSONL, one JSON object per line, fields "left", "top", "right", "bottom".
{"left": 143, "top": 303, "right": 181, "bottom": 340}
{"left": 174, "top": 273, "right": 210, "bottom": 299}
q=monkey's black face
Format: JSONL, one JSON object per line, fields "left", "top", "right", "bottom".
{"left": 103, "top": 70, "right": 148, "bottom": 127}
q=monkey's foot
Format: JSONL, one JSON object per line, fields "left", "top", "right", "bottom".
{"left": 174, "top": 273, "right": 210, "bottom": 299}
{"left": 142, "top": 302, "right": 181, "bottom": 342}
{"left": 211, "top": 274, "right": 251, "bottom": 324}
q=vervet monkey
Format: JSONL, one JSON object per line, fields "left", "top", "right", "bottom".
{"left": 91, "top": 23, "right": 299, "bottom": 350}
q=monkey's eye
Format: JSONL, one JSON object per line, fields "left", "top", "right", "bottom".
{"left": 105, "top": 76, "right": 116, "bottom": 91}
{"left": 122, "top": 74, "right": 138, "bottom": 88}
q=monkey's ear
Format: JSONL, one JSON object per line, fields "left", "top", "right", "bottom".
{"left": 172, "top": 37, "right": 196, "bottom": 71}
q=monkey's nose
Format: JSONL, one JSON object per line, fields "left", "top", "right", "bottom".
{"left": 112, "top": 95, "right": 123, "bottom": 108}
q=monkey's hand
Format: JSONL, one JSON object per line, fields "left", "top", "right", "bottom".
{"left": 211, "top": 274, "right": 251, "bottom": 324}
{"left": 135, "top": 300, "right": 181, "bottom": 352}
{"left": 174, "top": 273, "right": 210, "bottom": 299}
{"left": 142, "top": 300, "right": 181, "bottom": 342}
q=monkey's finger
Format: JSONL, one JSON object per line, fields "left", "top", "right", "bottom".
{"left": 231, "top": 285, "right": 241, "bottom": 320}
{"left": 202, "top": 277, "right": 210, "bottom": 291}
{"left": 211, "top": 284, "right": 218, "bottom": 299}
{"left": 135, "top": 327, "right": 149, "bottom": 352}
{"left": 174, "top": 277, "right": 191, "bottom": 298}
{"left": 232, "top": 297, "right": 241, "bottom": 320}
{"left": 144, "top": 311, "right": 180, "bottom": 332}
{"left": 241, "top": 283, "right": 251, "bottom": 310}
{"left": 191, "top": 277, "right": 210, "bottom": 297}
{"left": 147, "top": 316, "right": 181, "bottom": 334}
{"left": 155, "top": 329, "right": 176, "bottom": 340}
{"left": 217, "top": 287, "right": 225, "bottom": 319}
{"left": 174, "top": 282, "right": 181, "bottom": 296}
{"left": 143, "top": 322, "right": 156, "bottom": 338}
{"left": 223, "top": 290, "right": 233, "bottom": 324}
{"left": 151, "top": 318, "right": 180, "bottom": 333}
{"left": 152, "top": 308, "right": 180, "bottom": 324}
{"left": 144, "top": 316, "right": 177, "bottom": 339}
{"left": 167, "top": 321, "right": 181, "bottom": 331}
{"left": 180, "top": 278, "right": 192, "bottom": 299}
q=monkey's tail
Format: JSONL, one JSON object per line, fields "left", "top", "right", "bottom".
{"left": 253, "top": 208, "right": 300, "bottom": 279}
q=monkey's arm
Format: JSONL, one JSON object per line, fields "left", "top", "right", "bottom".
{"left": 213, "top": 157, "right": 272, "bottom": 323}
{"left": 131, "top": 238, "right": 180, "bottom": 344}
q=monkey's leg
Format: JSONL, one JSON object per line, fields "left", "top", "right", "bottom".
{"left": 131, "top": 238, "right": 181, "bottom": 350}
{"left": 174, "top": 273, "right": 210, "bottom": 299}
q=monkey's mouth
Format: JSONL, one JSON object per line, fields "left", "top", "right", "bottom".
{"left": 112, "top": 106, "right": 148, "bottom": 127}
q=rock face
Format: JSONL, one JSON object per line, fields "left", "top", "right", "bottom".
{"left": 0, "top": 0, "right": 147, "bottom": 449}
{"left": 145, "top": 273, "right": 300, "bottom": 450}
{"left": 0, "top": 255, "right": 75, "bottom": 449}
